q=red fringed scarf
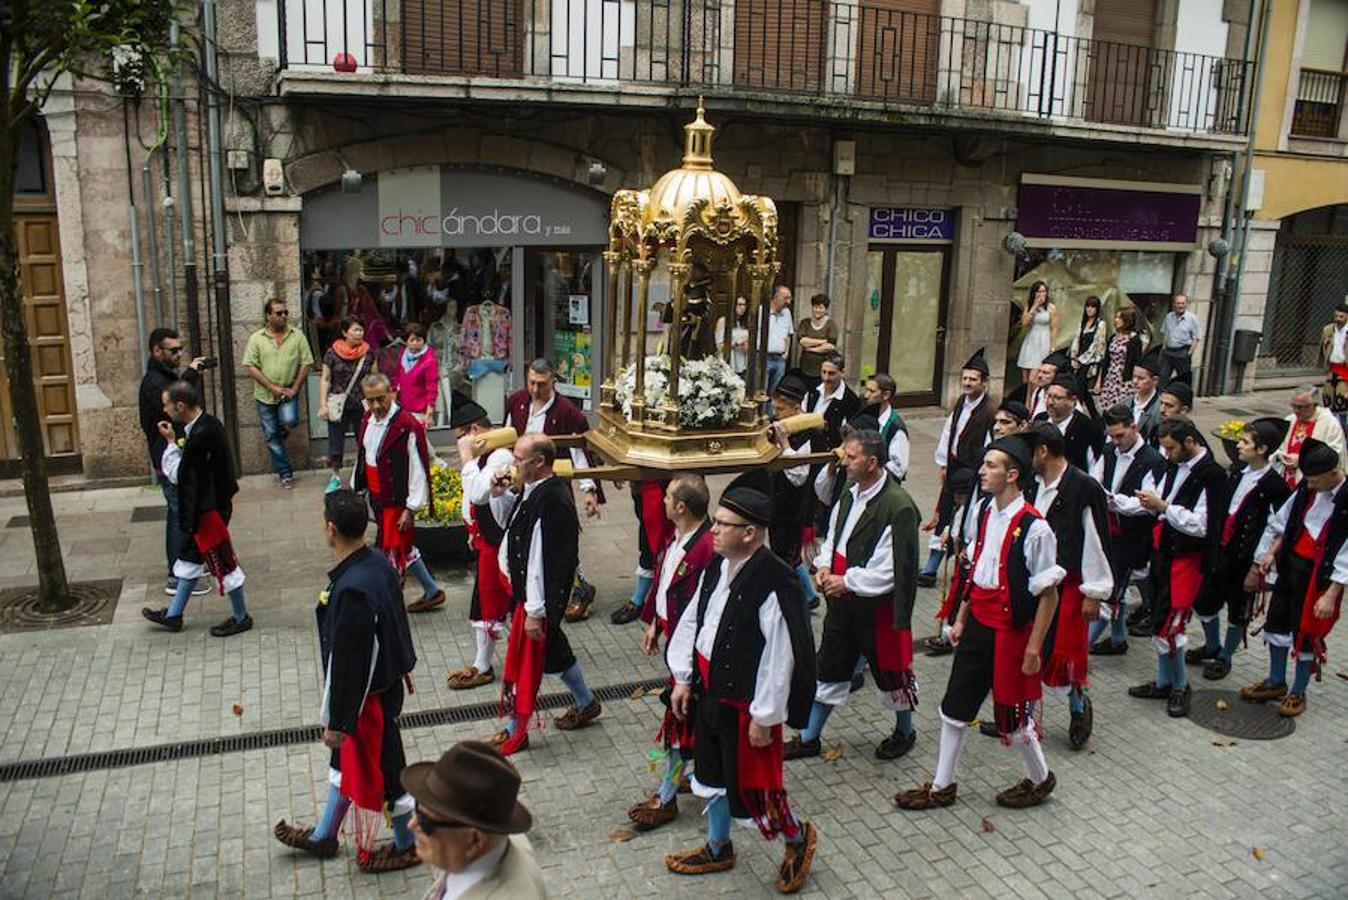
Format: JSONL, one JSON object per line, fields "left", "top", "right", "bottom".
{"left": 969, "top": 505, "right": 1042, "bottom": 745}
{"left": 500, "top": 604, "right": 546, "bottom": 723}
{"left": 339, "top": 693, "right": 388, "bottom": 858}
{"left": 193, "top": 510, "right": 239, "bottom": 595}
{"left": 1295, "top": 520, "right": 1344, "bottom": 676}
{"left": 1042, "top": 574, "right": 1089, "bottom": 691}
{"left": 832, "top": 552, "right": 916, "bottom": 708}
{"left": 1157, "top": 554, "right": 1202, "bottom": 652}
{"left": 467, "top": 507, "right": 511, "bottom": 623}
{"left": 655, "top": 617, "right": 696, "bottom": 751}
{"left": 366, "top": 465, "right": 414, "bottom": 575}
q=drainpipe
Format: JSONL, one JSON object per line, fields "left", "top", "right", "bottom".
{"left": 201, "top": 0, "right": 241, "bottom": 466}
{"left": 162, "top": 151, "right": 179, "bottom": 326}
{"left": 171, "top": 21, "right": 201, "bottom": 355}
{"left": 123, "top": 101, "right": 148, "bottom": 378}
{"left": 826, "top": 176, "right": 840, "bottom": 302}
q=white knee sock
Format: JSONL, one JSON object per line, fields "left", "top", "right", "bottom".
{"left": 1013, "top": 728, "right": 1050, "bottom": 784}
{"left": 473, "top": 627, "right": 495, "bottom": 673}
{"left": 932, "top": 715, "right": 969, "bottom": 790}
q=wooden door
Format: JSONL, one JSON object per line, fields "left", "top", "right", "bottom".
{"left": 2, "top": 214, "right": 80, "bottom": 463}
{"left": 1086, "top": 0, "right": 1158, "bottom": 126}
{"left": 854, "top": 0, "right": 940, "bottom": 103}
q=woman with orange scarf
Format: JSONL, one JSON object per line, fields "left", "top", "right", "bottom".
{"left": 320, "top": 317, "right": 376, "bottom": 488}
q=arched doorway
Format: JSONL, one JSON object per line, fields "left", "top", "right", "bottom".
{"left": 1260, "top": 204, "right": 1348, "bottom": 377}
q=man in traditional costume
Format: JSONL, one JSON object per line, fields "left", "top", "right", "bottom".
{"left": 1245, "top": 437, "right": 1347, "bottom": 717}
{"left": 861, "top": 373, "right": 910, "bottom": 482}
{"left": 609, "top": 479, "right": 674, "bottom": 626}
{"left": 783, "top": 429, "right": 922, "bottom": 762}
{"left": 665, "top": 474, "right": 820, "bottom": 894}
{"left": 894, "top": 435, "right": 1064, "bottom": 811}
{"left": 1033, "top": 375, "right": 1104, "bottom": 472}
{"left": 1126, "top": 417, "right": 1227, "bottom": 719}
{"left": 627, "top": 473, "right": 716, "bottom": 831}
{"left": 142, "top": 380, "right": 254, "bottom": 636}
{"left": 768, "top": 374, "right": 826, "bottom": 607}
{"left": 1007, "top": 351, "right": 1069, "bottom": 421}
{"left": 352, "top": 373, "right": 444, "bottom": 614}
{"left": 504, "top": 358, "right": 604, "bottom": 622}
{"left": 1129, "top": 350, "right": 1165, "bottom": 446}
{"left": 446, "top": 397, "right": 516, "bottom": 690}
{"left": 1275, "top": 384, "right": 1346, "bottom": 488}
{"left": 1185, "top": 418, "right": 1290, "bottom": 681}
{"left": 1024, "top": 422, "right": 1113, "bottom": 750}
{"left": 1318, "top": 301, "right": 1348, "bottom": 433}
{"left": 491, "top": 434, "right": 601, "bottom": 755}
{"left": 920, "top": 348, "right": 996, "bottom": 587}
{"left": 1088, "top": 403, "right": 1166, "bottom": 653}
{"left": 803, "top": 351, "right": 862, "bottom": 452}
{"left": 273, "top": 488, "right": 418, "bottom": 872}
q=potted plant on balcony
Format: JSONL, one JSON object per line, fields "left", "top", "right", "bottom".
{"left": 413, "top": 461, "right": 471, "bottom": 565}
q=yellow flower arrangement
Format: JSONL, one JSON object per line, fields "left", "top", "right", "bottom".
{"left": 417, "top": 462, "right": 464, "bottom": 527}
{"left": 1216, "top": 419, "right": 1246, "bottom": 441}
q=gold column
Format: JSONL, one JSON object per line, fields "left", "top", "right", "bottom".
{"left": 664, "top": 260, "right": 689, "bottom": 429}
{"left": 743, "top": 262, "right": 769, "bottom": 424}
{"left": 601, "top": 249, "right": 621, "bottom": 410}
{"left": 630, "top": 257, "right": 654, "bottom": 424}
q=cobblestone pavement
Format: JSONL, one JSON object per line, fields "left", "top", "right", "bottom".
{"left": 1, "top": 395, "right": 1346, "bottom": 899}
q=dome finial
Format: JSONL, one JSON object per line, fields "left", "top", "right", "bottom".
{"left": 682, "top": 97, "right": 715, "bottom": 170}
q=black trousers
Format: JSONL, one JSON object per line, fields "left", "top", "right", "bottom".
{"left": 1266, "top": 554, "right": 1314, "bottom": 637}
{"left": 816, "top": 594, "right": 884, "bottom": 685}
{"left": 1194, "top": 557, "right": 1255, "bottom": 625}
{"left": 940, "top": 615, "right": 998, "bottom": 723}
{"left": 693, "top": 697, "right": 752, "bottom": 820}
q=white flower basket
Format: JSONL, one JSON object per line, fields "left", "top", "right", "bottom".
{"left": 614, "top": 355, "right": 747, "bottom": 429}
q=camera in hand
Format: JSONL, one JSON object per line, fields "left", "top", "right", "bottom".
{"left": 197, "top": 357, "right": 219, "bottom": 370}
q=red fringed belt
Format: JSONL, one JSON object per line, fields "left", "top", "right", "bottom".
{"left": 367, "top": 465, "right": 414, "bottom": 574}
{"left": 1156, "top": 553, "right": 1202, "bottom": 651}
{"left": 833, "top": 552, "right": 916, "bottom": 707}
{"left": 193, "top": 510, "right": 239, "bottom": 595}
{"left": 467, "top": 510, "right": 510, "bottom": 622}
{"left": 970, "top": 585, "right": 1041, "bottom": 745}
{"left": 500, "top": 604, "right": 546, "bottom": 722}
{"left": 1043, "top": 574, "right": 1088, "bottom": 690}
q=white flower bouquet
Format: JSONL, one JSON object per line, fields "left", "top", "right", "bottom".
{"left": 614, "top": 354, "right": 746, "bottom": 429}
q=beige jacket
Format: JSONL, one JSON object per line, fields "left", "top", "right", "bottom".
{"left": 1277, "top": 406, "right": 1348, "bottom": 477}
{"left": 420, "top": 835, "right": 548, "bottom": 900}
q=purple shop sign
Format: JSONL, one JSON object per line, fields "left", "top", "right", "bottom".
{"left": 868, "top": 207, "right": 955, "bottom": 243}
{"left": 1016, "top": 182, "right": 1201, "bottom": 248}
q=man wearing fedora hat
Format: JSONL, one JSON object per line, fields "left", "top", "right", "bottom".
{"left": 403, "top": 741, "right": 546, "bottom": 899}
{"left": 665, "top": 472, "right": 819, "bottom": 894}
{"left": 447, "top": 395, "right": 516, "bottom": 691}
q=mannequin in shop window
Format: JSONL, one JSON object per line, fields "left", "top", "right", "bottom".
{"left": 459, "top": 298, "right": 513, "bottom": 371}
{"left": 661, "top": 262, "right": 718, "bottom": 361}
{"left": 428, "top": 302, "right": 465, "bottom": 427}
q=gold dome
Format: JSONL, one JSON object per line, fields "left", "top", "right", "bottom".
{"left": 642, "top": 99, "right": 743, "bottom": 235}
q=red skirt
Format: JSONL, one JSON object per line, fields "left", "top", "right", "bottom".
{"left": 970, "top": 585, "right": 1042, "bottom": 743}
{"left": 193, "top": 510, "right": 240, "bottom": 595}
{"left": 1157, "top": 553, "right": 1202, "bottom": 650}
{"left": 1043, "top": 574, "right": 1089, "bottom": 691}
{"left": 500, "top": 605, "right": 547, "bottom": 722}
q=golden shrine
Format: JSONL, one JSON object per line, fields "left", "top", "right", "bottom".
{"left": 586, "top": 99, "right": 788, "bottom": 472}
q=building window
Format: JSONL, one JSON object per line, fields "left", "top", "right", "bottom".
{"left": 1292, "top": 0, "right": 1348, "bottom": 138}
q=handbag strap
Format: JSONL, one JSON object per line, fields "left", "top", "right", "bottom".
{"left": 335, "top": 353, "right": 368, "bottom": 405}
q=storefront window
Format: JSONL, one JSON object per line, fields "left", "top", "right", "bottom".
{"left": 525, "top": 250, "right": 598, "bottom": 408}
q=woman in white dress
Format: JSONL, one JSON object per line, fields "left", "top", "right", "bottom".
{"left": 1017, "top": 279, "right": 1058, "bottom": 383}
{"left": 716, "top": 295, "right": 751, "bottom": 377}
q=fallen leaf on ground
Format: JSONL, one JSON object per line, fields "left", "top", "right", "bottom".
{"left": 644, "top": 686, "right": 663, "bottom": 697}
{"left": 1212, "top": 738, "right": 1237, "bottom": 748}
{"left": 980, "top": 818, "right": 995, "bottom": 833}
{"left": 1252, "top": 847, "right": 1266, "bottom": 861}
{"left": 1215, "top": 699, "right": 1229, "bottom": 711}
{"left": 607, "top": 827, "right": 637, "bottom": 843}
{"left": 1336, "top": 671, "right": 1348, "bottom": 682}
{"left": 628, "top": 687, "right": 646, "bottom": 701}
{"left": 822, "top": 744, "right": 845, "bottom": 763}
{"left": 231, "top": 703, "right": 244, "bottom": 716}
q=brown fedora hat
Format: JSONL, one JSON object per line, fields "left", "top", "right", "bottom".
{"left": 400, "top": 741, "right": 532, "bottom": 834}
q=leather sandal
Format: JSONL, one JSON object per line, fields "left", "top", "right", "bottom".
{"left": 406, "top": 590, "right": 446, "bottom": 613}
{"left": 995, "top": 771, "right": 1056, "bottom": 808}
{"left": 357, "top": 841, "right": 420, "bottom": 873}
{"left": 554, "top": 700, "right": 601, "bottom": 730}
{"left": 893, "top": 782, "right": 957, "bottom": 810}
{"left": 775, "top": 821, "right": 818, "bottom": 894}
{"left": 665, "top": 842, "right": 736, "bottom": 875}
{"left": 1277, "top": 693, "right": 1306, "bottom": 717}
{"left": 446, "top": 666, "right": 494, "bottom": 690}
{"left": 273, "top": 820, "right": 338, "bottom": 858}
{"left": 1239, "top": 679, "right": 1288, "bottom": 703}
{"left": 627, "top": 794, "right": 679, "bottom": 831}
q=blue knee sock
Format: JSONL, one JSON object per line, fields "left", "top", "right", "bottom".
{"left": 166, "top": 576, "right": 194, "bottom": 618}
{"left": 1087, "top": 618, "right": 1107, "bottom": 646}
{"left": 228, "top": 586, "right": 248, "bottom": 621}
{"left": 783, "top": 814, "right": 806, "bottom": 847}
{"left": 559, "top": 662, "right": 595, "bottom": 709}
{"left": 1200, "top": 617, "right": 1221, "bottom": 652}
{"left": 1110, "top": 614, "right": 1127, "bottom": 645}
{"left": 707, "top": 795, "right": 731, "bottom": 852}
{"left": 1291, "top": 659, "right": 1313, "bottom": 696}
{"left": 407, "top": 558, "right": 439, "bottom": 600}
{"left": 1155, "top": 652, "right": 1172, "bottom": 689}
{"left": 1170, "top": 653, "right": 1188, "bottom": 691}
{"left": 505, "top": 716, "right": 520, "bottom": 738}
{"left": 391, "top": 811, "right": 414, "bottom": 851}
{"left": 312, "top": 783, "right": 350, "bottom": 840}
{"left": 1069, "top": 688, "right": 1086, "bottom": 715}
{"left": 894, "top": 709, "right": 914, "bottom": 737}
{"left": 799, "top": 701, "right": 833, "bottom": 743}
{"left": 794, "top": 563, "right": 816, "bottom": 602}
{"left": 657, "top": 754, "right": 684, "bottom": 804}
{"left": 1221, "top": 625, "right": 1243, "bottom": 662}
{"left": 920, "top": 549, "right": 943, "bottom": 576}
{"left": 628, "top": 574, "right": 653, "bottom": 609}
{"left": 1267, "top": 644, "right": 1289, "bottom": 686}
{"left": 852, "top": 656, "right": 867, "bottom": 677}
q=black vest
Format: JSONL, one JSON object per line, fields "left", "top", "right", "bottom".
{"left": 1100, "top": 440, "right": 1166, "bottom": 569}
{"left": 1223, "top": 466, "right": 1291, "bottom": 569}
{"left": 471, "top": 455, "right": 506, "bottom": 548}
{"left": 691, "top": 547, "right": 817, "bottom": 729}
{"left": 947, "top": 394, "right": 995, "bottom": 473}
{"left": 974, "top": 497, "right": 1043, "bottom": 628}
{"left": 1275, "top": 480, "right": 1348, "bottom": 591}
{"left": 1156, "top": 453, "right": 1228, "bottom": 571}
{"left": 504, "top": 477, "right": 579, "bottom": 619}
{"left": 1025, "top": 465, "right": 1111, "bottom": 575}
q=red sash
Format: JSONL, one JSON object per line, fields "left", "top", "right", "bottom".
{"left": 1331, "top": 362, "right": 1348, "bottom": 381}
{"left": 368, "top": 465, "right": 414, "bottom": 574}
{"left": 1107, "top": 511, "right": 1123, "bottom": 538}
{"left": 1155, "top": 553, "right": 1202, "bottom": 650}
{"left": 968, "top": 505, "right": 1042, "bottom": 742}
{"left": 832, "top": 551, "right": 916, "bottom": 707}
{"left": 1293, "top": 528, "right": 1318, "bottom": 559}
{"left": 500, "top": 605, "right": 546, "bottom": 722}
{"left": 338, "top": 691, "right": 388, "bottom": 857}
{"left": 1043, "top": 574, "right": 1088, "bottom": 690}
{"left": 1295, "top": 518, "right": 1344, "bottom": 672}
{"left": 1221, "top": 512, "right": 1237, "bottom": 547}
{"left": 467, "top": 507, "right": 510, "bottom": 622}
{"left": 1285, "top": 419, "right": 1314, "bottom": 488}
{"left": 192, "top": 510, "right": 239, "bottom": 595}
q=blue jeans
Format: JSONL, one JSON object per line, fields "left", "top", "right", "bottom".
{"left": 766, "top": 355, "right": 786, "bottom": 415}
{"left": 160, "top": 480, "right": 184, "bottom": 578}
{"left": 256, "top": 397, "right": 300, "bottom": 479}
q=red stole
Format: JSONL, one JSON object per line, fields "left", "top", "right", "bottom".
{"left": 367, "top": 464, "right": 414, "bottom": 574}
{"left": 500, "top": 605, "right": 547, "bottom": 722}
{"left": 1042, "top": 573, "right": 1088, "bottom": 690}
{"left": 1331, "top": 362, "right": 1348, "bottom": 381}
{"left": 192, "top": 510, "right": 239, "bottom": 595}
{"left": 1295, "top": 513, "right": 1344, "bottom": 673}
{"left": 467, "top": 506, "right": 510, "bottom": 623}
{"left": 1156, "top": 554, "right": 1203, "bottom": 650}
{"left": 338, "top": 692, "right": 389, "bottom": 858}
{"left": 968, "top": 505, "right": 1043, "bottom": 743}
{"left": 1285, "top": 419, "right": 1314, "bottom": 488}
{"left": 832, "top": 551, "right": 916, "bottom": 707}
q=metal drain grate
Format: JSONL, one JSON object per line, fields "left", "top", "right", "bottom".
{"left": 1188, "top": 689, "right": 1296, "bottom": 740}
{"left": 130, "top": 506, "right": 165, "bottom": 523}
{"left": 0, "top": 677, "right": 667, "bottom": 783}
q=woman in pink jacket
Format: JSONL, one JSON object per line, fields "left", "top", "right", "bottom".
{"left": 392, "top": 323, "right": 440, "bottom": 425}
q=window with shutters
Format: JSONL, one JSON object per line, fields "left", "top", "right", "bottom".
{"left": 402, "top": 0, "right": 522, "bottom": 77}
{"left": 1085, "top": 0, "right": 1158, "bottom": 127}
{"left": 853, "top": 0, "right": 939, "bottom": 102}
{"left": 1291, "top": 0, "right": 1348, "bottom": 138}
{"left": 733, "top": 0, "right": 827, "bottom": 92}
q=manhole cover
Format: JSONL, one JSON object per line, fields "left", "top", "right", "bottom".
{"left": 0, "top": 579, "right": 122, "bottom": 633}
{"left": 1188, "top": 689, "right": 1296, "bottom": 740}
{"left": 130, "top": 505, "right": 165, "bottom": 523}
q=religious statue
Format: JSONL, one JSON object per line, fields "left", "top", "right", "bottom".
{"left": 661, "top": 262, "right": 719, "bottom": 361}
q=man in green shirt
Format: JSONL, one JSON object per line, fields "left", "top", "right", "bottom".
{"left": 242, "top": 298, "right": 314, "bottom": 488}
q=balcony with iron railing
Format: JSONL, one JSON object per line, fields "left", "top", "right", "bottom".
{"left": 269, "top": 0, "right": 1251, "bottom": 140}
{"left": 1291, "top": 67, "right": 1347, "bottom": 140}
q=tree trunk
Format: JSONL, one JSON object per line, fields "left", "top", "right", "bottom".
{"left": 0, "top": 119, "right": 72, "bottom": 612}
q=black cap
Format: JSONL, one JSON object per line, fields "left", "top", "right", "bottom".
{"left": 1050, "top": 373, "right": 1079, "bottom": 396}
{"left": 1041, "top": 350, "right": 1071, "bottom": 371}
{"left": 773, "top": 373, "right": 809, "bottom": 402}
{"left": 1162, "top": 381, "right": 1193, "bottom": 408}
{"left": 948, "top": 467, "right": 976, "bottom": 497}
{"left": 998, "top": 400, "right": 1031, "bottom": 422}
{"left": 1135, "top": 349, "right": 1169, "bottom": 377}
{"left": 1247, "top": 417, "right": 1289, "bottom": 453}
{"left": 720, "top": 469, "right": 774, "bottom": 527}
{"left": 1300, "top": 437, "right": 1339, "bottom": 477}
{"left": 963, "top": 347, "right": 990, "bottom": 377}
{"left": 986, "top": 434, "right": 1035, "bottom": 478}
{"left": 448, "top": 396, "right": 490, "bottom": 430}
{"left": 847, "top": 413, "right": 881, "bottom": 433}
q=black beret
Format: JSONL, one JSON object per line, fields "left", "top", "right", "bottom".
{"left": 963, "top": 347, "right": 990, "bottom": 376}
{"left": 1299, "top": 437, "right": 1339, "bottom": 477}
{"left": 448, "top": 397, "right": 490, "bottom": 430}
{"left": 998, "top": 400, "right": 1031, "bottom": 421}
{"left": 1042, "top": 350, "right": 1071, "bottom": 370}
{"left": 720, "top": 469, "right": 774, "bottom": 527}
{"left": 773, "top": 374, "right": 809, "bottom": 402}
{"left": 1162, "top": 381, "right": 1193, "bottom": 407}
{"left": 986, "top": 434, "right": 1035, "bottom": 477}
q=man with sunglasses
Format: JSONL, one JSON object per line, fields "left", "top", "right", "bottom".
{"left": 139, "top": 327, "right": 210, "bottom": 599}
{"left": 243, "top": 298, "right": 314, "bottom": 489}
